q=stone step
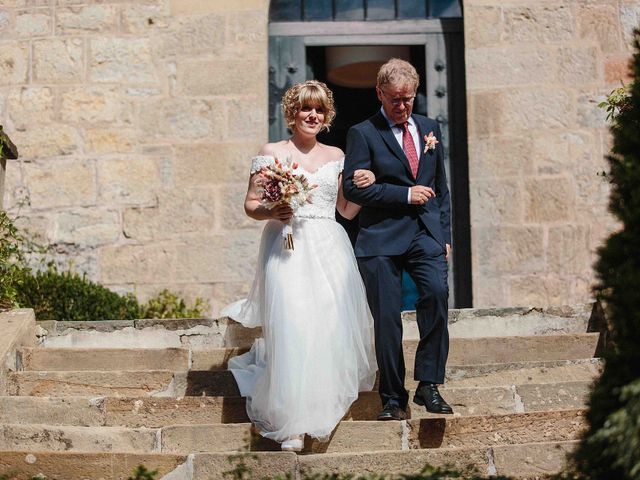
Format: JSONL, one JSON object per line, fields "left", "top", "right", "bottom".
{"left": 35, "top": 302, "right": 601, "bottom": 349}
{"left": 0, "top": 381, "right": 592, "bottom": 427}
{"left": 0, "top": 440, "right": 578, "bottom": 479}
{"left": 19, "top": 333, "right": 600, "bottom": 372}
{"left": 0, "top": 410, "right": 586, "bottom": 455}
{"left": 7, "top": 359, "right": 601, "bottom": 397}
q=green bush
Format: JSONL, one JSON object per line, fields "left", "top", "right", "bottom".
{"left": 16, "top": 266, "right": 142, "bottom": 321}
{"left": 1, "top": 210, "right": 209, "bottom": 320}
{"left": 0, "top": 210, "right": 29, "bottom": 311}
{"left": 570, "top": 29, "right": 640, "bottom": 480}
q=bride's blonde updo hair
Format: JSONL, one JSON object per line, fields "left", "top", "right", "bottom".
{"left": 281, "top": 80, "right": 336, "bottom": 132}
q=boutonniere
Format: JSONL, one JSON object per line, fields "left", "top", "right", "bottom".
{"left": 423, "top": 131, "right": 439, "bottom": 154}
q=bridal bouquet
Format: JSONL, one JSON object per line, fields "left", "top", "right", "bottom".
{"left": 256, "top": 157, "right": 315, "bottom": 250}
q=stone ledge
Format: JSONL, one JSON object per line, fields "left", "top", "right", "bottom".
{"left": 0, "top": 309, "right": 35, "bottom": 395}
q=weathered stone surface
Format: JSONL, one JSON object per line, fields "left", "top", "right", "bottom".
{"left": 9, "top": 370, "right": 175, "bottom": 397}
{"left": 15, "top": 9, "right": 51, "bottom": 36}
{"left": 83, "top": 127, "right": 138, "bottom": 154}
{"left": 176, "top": 58, "right": 264, "bottom": 96}
{"left": 104, "top": 396, "right": 248, "bottom": 427}
{"left": 408, "top": 409, "right": 586, "bottom": 449}
{"left": 99, "top": 242, "right": 179, "bottom": 285}
{"left": 578, "top": 4, "right": 622, "bottom": 53}
{"left": 0, "top": 42, "right": 28, "bottom": 86}
{"left": 620, "top": 3, "right": 640, "bottom": 49}
{"left": 298, "top": 448, "right": 489, "bottom": 477}
{"left": 138, "top": 98, "right": 226, "bottom": 141}
{"left": 192, "top": 451, "right": 297, "bottom": 480}
{"left": 0, "top": 424, "right": 158, "bottom": 453}
{"left": 501, "top": 88, "right": 575, "bottom": 133}
{"left": 97, "top": 156, "right": 161, "bottom": 206}
{"left": 464, "top": 5, "right": 502, "bottom": 47}
{"left": 33, "top": 38, "right": 83, "bottom": 83}
{"left": 524, "top": 176, "right": 575, "bottom": 222}
{"left": 518, "top": 381, "right": 591, "bottom": 412}
{"left": 172, "top": 233, "right": 261, "bottom": 283}
{"left": 225, "top": 10, "right": 267, "bottom": 53}
{"left": 442, "top": 359, "right": 601, "bottom": 389}
{"left": 0, "top": 396, "right": 105, "bottom": 427}
{"left": 120, "top": 3, "right": 170, "bottom": 34}
{"left": 60, "top": 86, "right": 134, "bottom": 125}
{"left": 90, "top": 37, "right": 158, "bottom": 84}
{"left": 22, "top": 158, "right": 94, "bottom": 208}
{"left": 21, "top": 347, "right": 190, "bottom": 372}
{"left": 0, "top": 8, "right": 12, "bottom": 36}
{"left": 51, "top": 208, "right": 121, "bottom": 247}
{"left": 7, "top": 86, "right": 55, "bottom": 130}
{"left": 474, "top": 226, "right": 545, "bottom": 275}
{"left": 492, "top": 440, "right": 577, "bottom": 476}
{"left": 123, "top": 188, "right": 217, "bottom": 241}
{"left": 11, "top": 124, "right": 82, "bottom": 158}
{"left": 604, "top": 53, "right": 633, "bottom": 84}
{"left": 470, "top": 178, "right": 523, "bottom": 225}
{"left": 56, "top": 5, "right": 118, "bottom": 33}
{"left": 226, "top": 96, "right": 268, "bottom": 140}
{"left": 467, "top": 135, "right": 532, "bottom": 179}
{"left": 172, "top": 143, "right": 262, "bottom": 187}
{"left": 547, "top": 225, "right": 591, "bottom": 275}
{"left": 154, "top": 14, "right": 225, "bottom": 57}
{"left": 466, "top": 47, "right": 556, "bottom": 89}
{"left": 0, "top": 452, "right": 186, "bottom": 479}
{"left": 0, "top": 309, "right": 35, "bottom": 396}
{"left": 576, "top": 91, "right": 609, "bottom": 129}
{"left": 508, "top": 276, "right": 576, "bottom": 308}
{"left": 161, "top": 423, "right": 251, "bottom": 453}
{"left": 218, "top": 183, "right": 259, "bottom": 230}
{"left": 502, "top": 4, "right": 576, "bottom": 44}
{"left": 558, "top": 46, "right": 601, "bottom": 85}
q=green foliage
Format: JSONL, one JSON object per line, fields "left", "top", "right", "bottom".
{"left": 598, "top": 85, "right": 633, "bottom": 122}
{"left": 571, "top": 29, "right": 640, "bottom": 480}
{"left": 16, "top": 266, "right": 142, "bottom": 321}
{"left": 0, "top": 210, "right": 29, "bottom": 311}
{"left": 1, "top": 210, "right": 209, "bottom": 320}
{"left": 128, "top": 465, "right": 159, "bottom": 480}
{"left": 141, "top": 289, "right": 208, "bottom": 319}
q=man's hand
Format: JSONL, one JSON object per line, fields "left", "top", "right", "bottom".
{"left": 445, "top": 244, "right": 452, "bottom": 261}
{"left": 409, "top": 186, "right": 435, "bottom": 205}
{"left": 353, "top": 169, "right": 375, "bottom": 188}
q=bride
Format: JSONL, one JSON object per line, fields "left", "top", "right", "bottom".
{"left": 224, "top": 80, "right": 377, "bottom": 452}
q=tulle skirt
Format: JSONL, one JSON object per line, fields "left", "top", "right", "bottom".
{"left": 224, "top": 217, "right": 377, "bottom": 442}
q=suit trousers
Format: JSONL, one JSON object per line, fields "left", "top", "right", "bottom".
{"left": 357, "top": 227, "right": 449, "bottom": 409}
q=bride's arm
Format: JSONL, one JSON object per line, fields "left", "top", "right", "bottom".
{"left": 336, "top": 170, "right": 375, "bottom": 219}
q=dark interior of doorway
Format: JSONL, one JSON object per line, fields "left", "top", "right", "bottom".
{"left": 307, "top": 45, "right": 426, "bottom": 310}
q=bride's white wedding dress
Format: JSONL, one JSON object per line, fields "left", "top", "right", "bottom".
{"left": 223, "top": 155, "right": 377, "bottom": 442}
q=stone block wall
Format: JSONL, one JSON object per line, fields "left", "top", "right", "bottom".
{"left": 2, "top": 0, "right": 638, "bottom": 313}
{"left": 0, "top": 0, "right": 269, "bottom": 315}
{"left": 464, "top": 0, "right": 637, "bottom": 307}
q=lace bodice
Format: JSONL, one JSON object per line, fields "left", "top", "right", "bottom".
{"left": 250, "top": 155, "right": 343, "bottom": 220}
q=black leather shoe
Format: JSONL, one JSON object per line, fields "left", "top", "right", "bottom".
{"left": 413, "top": 383, "right": 453, "bottom": 414}
{"left": 377, "top": 403, "right": 407, "bottom": 421}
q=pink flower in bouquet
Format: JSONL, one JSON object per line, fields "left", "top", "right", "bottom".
{"left": 423, "top": 131, "right": 439, "bottom": 153}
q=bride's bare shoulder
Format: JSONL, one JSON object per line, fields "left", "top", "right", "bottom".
{"left": 258, "top": 141, "right": 288, "bottom": 157}
{"left": 320, "top": 144, "right": 344, "bottom": 161}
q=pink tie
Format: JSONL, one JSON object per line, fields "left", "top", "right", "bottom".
{"left": 399, "top": 122, "right": 419, "bottom": 178}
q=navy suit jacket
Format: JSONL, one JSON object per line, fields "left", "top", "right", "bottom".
{"left": 342, "top": 111, "right": 451, "bottom": 257}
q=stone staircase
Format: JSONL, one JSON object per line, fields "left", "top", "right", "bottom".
{"left": 0, "top": 304, "right": 604, "bottom": 479}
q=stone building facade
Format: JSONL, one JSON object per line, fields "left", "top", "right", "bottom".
{"left": 0, "top": 0, "right": 638, "bottom": 314}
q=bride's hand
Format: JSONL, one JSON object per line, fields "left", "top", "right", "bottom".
{"left": 271, "top": 203, "right": 294, "bottom": 222}
{"left": 353, "top": 169, "right": 375, "bottom": 188}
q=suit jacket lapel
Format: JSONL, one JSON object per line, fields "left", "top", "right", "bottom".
{"left": 371, "top": 112, "right": 413, "bottom": 177}
{"left": 414, "top": 115, "right": 429, "bottom": 180}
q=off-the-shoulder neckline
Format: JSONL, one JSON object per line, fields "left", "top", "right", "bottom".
{"left": 253, "top": 155, "right": 343, "bottom": 175}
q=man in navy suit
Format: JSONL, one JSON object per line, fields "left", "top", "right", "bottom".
{"left": 343, "top": 58, "right": 453, "bottom": 420}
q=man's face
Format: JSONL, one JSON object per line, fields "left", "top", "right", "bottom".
{"left": 377, "top": 82, "right": 417, "bottom": 125}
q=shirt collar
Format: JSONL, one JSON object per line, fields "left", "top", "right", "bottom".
{"left": 380, "top": 106, "right": 416, "bottom": 129}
